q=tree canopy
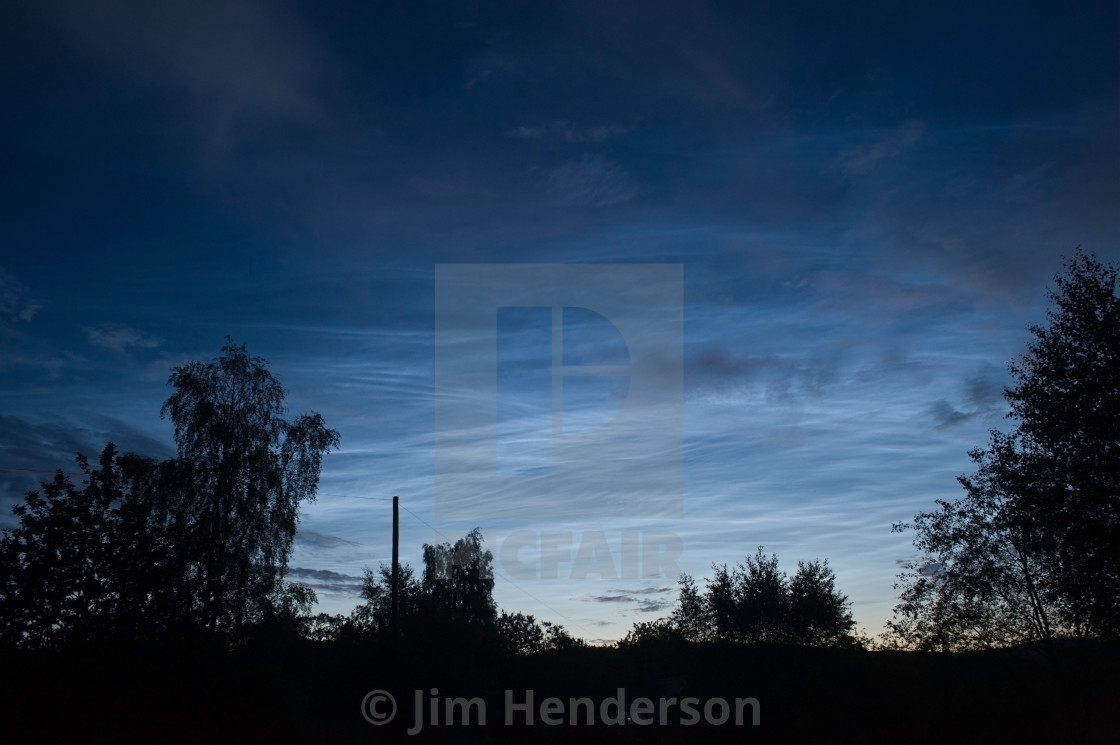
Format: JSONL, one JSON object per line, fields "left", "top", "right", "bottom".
{"left": 0, "top": 444, "right": 160, "bottom": 646}
{"left": 622, "top": 547, "right": 858, "bottom": 647}
{"left": 162, "top": 340, "right": 340, "bottom": 634}
{"left": 0, "top": 341, "right": 339, "bottom": 646}
{"left": 889, "top": 250, "right": 1119, "bottom": 650}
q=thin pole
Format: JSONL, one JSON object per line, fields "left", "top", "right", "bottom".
{"left": 392, "top": 495, "right": 400, "bottom": 636}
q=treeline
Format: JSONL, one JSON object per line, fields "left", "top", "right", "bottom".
{"left": 1, "top": 251, "right": 1116, "bottom": 659}
{"left": 0, "top": 342, "right": 586, "bottom": 658}
{"left": 299, "top": 528, "right": 586, "bottom": 656}
{"left": 298, "top": 535, "right": 859, "bottom": 654}
{"left": 0, "top": 340, "right": 861, "bottom": 656}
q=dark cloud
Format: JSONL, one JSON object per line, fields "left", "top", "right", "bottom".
{"left": 608, "top": 586, "right": 673, "bottom": 596}
{"left": 689, "top": 347, "right": 848, "bottom": 401}
{"left": 927, "top": 364, "right": 1009, "bottom": 429}
{"left": 288, "top": 567, "right": 362, "bottom": 584}
{"left": 896, "top": 557, "right": 943, "bottom": 577}
{"left": 929, "top": 399, "right": 975, "bottom": 429}
{"left": 918, "top": 562, "right": 945, "bottom": 579}
{"left": 586, "top": 586, "right": 674, "bottom": 615}
{"left": 0, "top": 414, "right": 168, "bottom": 478}
{"left": 31, "top": 0, "right": 322, "bottom": 134}
{"left": 587, "top": 593, "right": 674, "bottom": 615}
{"left": 295, "top": 530, "right": 360, "bottom": 550}
{"left": 287, "top": 566, "right": 364, "bottom": 596}
{"left": 965, "top": 364, "right": 1006, "bottom": 410}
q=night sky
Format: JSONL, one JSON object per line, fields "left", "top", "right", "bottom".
{"left": 1, "top": 1, "right": 1117, "bottom": 643}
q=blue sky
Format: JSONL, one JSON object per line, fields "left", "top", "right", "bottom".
{"left": 1, "top": 0, "right": 1117, "bottom": 643}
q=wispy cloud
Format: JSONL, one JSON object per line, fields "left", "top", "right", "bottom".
{"left": 546, "top": 155, "right": 637, "bottom": 207}
{"left": 462, "top": 52, "right": 521, "bottom": 90}
{"left": 83, "top": 324, "right": 162, "bottom": 353}
{"left": 839, "top": 120, "right": 926, "bottom": 175}
{"left": 509, "top": 120, "right": 628, "bottom": 142}
{"left": 0, "top": 269, "right": 40, "bottom": 323}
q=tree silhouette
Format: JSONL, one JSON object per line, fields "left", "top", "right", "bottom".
{"left": 669, "top": 573, "right": 709, "bottom": 641}
{"left": 352, "top": 562, "right": 422, "bottom": 635}
{"left": 348, "top": 529, "right": 583, "bottom": 654}
{"left": 624, "top": 547, "right": 857, "bottom": 646}
{"left": 890, "top": 250, "right": 1119, "bottom": 650}
{"left": 0, "top": 443, "right": 192, "bottom": 645}
{"left": 162, "top": 340, "right": 340, "bottom": 635}
{"left": 419, "top": 527, "right": 497, "bottom": 631}
{"left": 0, "top": 341, "right": 339, "bottom": 647}
{"left": 787, "top": 559, "right": 858, "bottom": 645}
{"left": 348, "top": 529, "right": 496, "bottom": 643}
{"left": 0, "top": 445, "right": 128, "bottom": 646}
{"left": 494, "top": 611, "right": 583, "bottom": 654}
{"left": 1006, "top": 249, "right": 1119, "bottom": 638}
{"left": 733, "top": 548, "right": 790, "bottom": 643}
{"left": 496, "top": 610, "right": 546, "bottom": 656}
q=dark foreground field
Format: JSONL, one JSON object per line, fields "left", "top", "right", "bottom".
{"left": 2, "top": 636, "right": 1115, "bottom": 744}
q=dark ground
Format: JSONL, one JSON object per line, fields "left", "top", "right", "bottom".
{"left": 2, "top": 636, "right": 1115, "bottom": 744}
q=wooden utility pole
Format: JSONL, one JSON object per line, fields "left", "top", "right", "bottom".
{"left": 392, "top": 495, "right": 400, "bottom": 636}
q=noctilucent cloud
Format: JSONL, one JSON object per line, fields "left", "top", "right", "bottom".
{"left": 1, "top": 1, "right": 1117, "bottom": 643}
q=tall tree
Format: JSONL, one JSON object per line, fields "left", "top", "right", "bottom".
{"left": 890, "top": 250, "right": 1119, "bottom": 650}
{"left": 669, "top": 573, "right": 711, "bottom": 642}
{"left": 735, "top": 547, "right": 792, "bottom": 643}
{"left": 419, "top": 527, "right": 497, "bottom": 631}
{"left": 1005, "top": 250, "right": 1119, "bottom": 637}
{"left": 160, "top": 340, "right": 340, "bottom": 634}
